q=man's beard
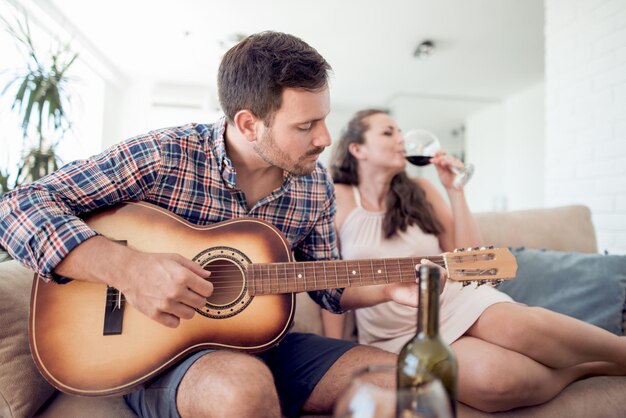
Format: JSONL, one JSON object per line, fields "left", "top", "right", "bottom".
{"left": 254, "top": 129, "right": 324, "bottom": 176}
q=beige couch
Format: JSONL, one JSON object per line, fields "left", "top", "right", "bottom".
{"left": 1, "top": 205, "right": 624, "bottom": 418}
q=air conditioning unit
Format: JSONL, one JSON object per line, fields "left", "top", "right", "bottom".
{"left": 150, "top": 83, "right": 213, "bottom": 110}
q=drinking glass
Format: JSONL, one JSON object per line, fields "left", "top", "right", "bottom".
{"left": 404, "top": 129, "right": 474, "bottom": 189}
{"left": 333, "top": 365, "right": 452, "bottom": 418}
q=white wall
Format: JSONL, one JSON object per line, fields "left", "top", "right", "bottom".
{"left": 545, "top": 0, "right": 626, "bottom": 254}
{"left": 465, "top": 104, "right": 507, "bottom": 212}
{"left": 465, "top": 82, "right": 546, "bottom": 212}
{"left": 100, "top": 79, "right": 222, "bottom": 149}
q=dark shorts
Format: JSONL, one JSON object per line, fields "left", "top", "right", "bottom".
{"left": 124, "top": 332, "right": 357, "bottom": 418}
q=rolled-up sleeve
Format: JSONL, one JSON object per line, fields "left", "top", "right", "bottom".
{"left": 0, "top": 133, "right": 162, "bottom": 281}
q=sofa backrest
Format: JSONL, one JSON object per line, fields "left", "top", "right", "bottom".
{"left": 474, "top": 205, "right": 597, "bottom": 253}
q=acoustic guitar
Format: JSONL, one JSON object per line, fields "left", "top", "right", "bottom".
{"left": 29, "top": 201, "right": 517, "bottom": 397}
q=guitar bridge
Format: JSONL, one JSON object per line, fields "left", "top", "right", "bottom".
{"left": 103, "top": 286, "right": 125, "bottom": 335}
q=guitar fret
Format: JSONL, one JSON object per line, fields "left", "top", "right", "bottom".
{"left": 275, "top": 263, "right": 280, "bottom": 293}
{"left": 345, "top": 260, "right": 350, "bottom": 287}
{"left": 383, "top": 259, "right": 389, "bottom": 283}
{"left": 396, "top": 258, "right": 404, "bottom": 283}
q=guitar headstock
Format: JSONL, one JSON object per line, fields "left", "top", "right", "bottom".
{"left": 442, "top": 247, "right": 517, "bottom": 287}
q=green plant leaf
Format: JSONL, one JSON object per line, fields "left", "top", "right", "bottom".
{"left": 2, "top": 11, "right": 78, "bottom": 186}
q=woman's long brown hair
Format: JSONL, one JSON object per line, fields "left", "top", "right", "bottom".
{"left": 330, "top": 109, "right": 443, "bottom": 238}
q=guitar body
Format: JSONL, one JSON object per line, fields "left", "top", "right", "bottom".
{"left": 29, "top": 202, "right": 294, "bottom": 396}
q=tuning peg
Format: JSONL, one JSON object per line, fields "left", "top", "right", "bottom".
{"left": 477, "top": 280, "right": 488, "bottom": 287}
{"left": 462, "top": 280, "right": 472, "bottom": 287}
{"left": 488, "top": 245, "right": 494, "bottom": 249}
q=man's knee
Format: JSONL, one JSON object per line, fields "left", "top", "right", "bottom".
{"left": 178, "top": 352, "right": 280, "bottom": 418}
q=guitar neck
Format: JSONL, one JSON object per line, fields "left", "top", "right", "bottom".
{"left": 248, "top": 256, "right": 443, "bottom": 295}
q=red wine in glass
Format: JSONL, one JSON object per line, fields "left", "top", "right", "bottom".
{"left": 406, "top": 155, "right": 432, "bottom": 166}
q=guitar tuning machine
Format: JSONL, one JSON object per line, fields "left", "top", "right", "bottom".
{"left": 461, "top": 280, "right": 472, "bottom": 287}
{"left": 484, "top": 279, "right": 505, "bottom": 288}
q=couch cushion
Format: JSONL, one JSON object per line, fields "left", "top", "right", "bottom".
{"left": 34, "top": 392, "right": 137, "bottom": 418}
{"left": 457, "top": 376, "right": 626, "bottom": 417}
{"left": 496, "top": 248, "right": 626, "bottom": 335}
{"left": 0, "top": 260, "right": 56, "bottom": 418}
{"left": 292, "top": 292, "right": 324, "bottom": 335}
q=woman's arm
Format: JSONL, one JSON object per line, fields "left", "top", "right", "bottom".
{"left": 416, "top": 154, "right": 483, "bottom": 252}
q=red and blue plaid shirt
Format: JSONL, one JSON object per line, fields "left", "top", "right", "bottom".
{"left": 0, "top": 117, "right": 344, "bottom": 312}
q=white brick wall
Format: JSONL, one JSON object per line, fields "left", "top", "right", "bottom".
{"left": 546, "top": 0, "right": 626, "bottom": 254}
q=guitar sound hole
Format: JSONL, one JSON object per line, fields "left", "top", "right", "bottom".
{"left": 204, "top": 258, "right": 245, "bottom": 306}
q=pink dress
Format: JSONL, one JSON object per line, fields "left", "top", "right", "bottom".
{"left": 340, "top": 187, "right": 513, "bottom": 353}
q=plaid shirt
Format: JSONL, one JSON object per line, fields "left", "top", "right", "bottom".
{"left": 0, "top": 117, "right": 344, "bottom": 312}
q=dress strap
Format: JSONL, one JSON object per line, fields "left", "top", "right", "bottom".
{"left": 351, "top": 186, "right": 363, "bottom": 208}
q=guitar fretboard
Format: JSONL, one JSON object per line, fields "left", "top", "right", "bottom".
{"left": 247, "top": 256, "right": 446, "bottom": 295}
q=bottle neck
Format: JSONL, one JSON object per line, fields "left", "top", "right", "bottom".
{"left": 416, "top": 266, "right": 440, "bottom": 338}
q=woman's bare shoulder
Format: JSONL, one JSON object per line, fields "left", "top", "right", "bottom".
{"left": 332, "top": 183, "right": 356, "bottom": 230}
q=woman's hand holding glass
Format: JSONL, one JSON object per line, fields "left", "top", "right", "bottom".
{"left": 403, "top": 129, "right": 474, "bottom": 190}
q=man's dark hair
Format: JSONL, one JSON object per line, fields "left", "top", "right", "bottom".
{"left": 218, "top": 31, "right": 331, "bottom": 125}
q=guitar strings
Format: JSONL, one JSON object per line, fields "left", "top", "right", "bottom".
{"left": 103, "top": 255, "right": 502, "bottom": 301}
{"left": 102, "top": 258, "right": 460, "bottom": 302}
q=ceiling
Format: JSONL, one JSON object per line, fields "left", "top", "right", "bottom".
{"left": 13, "top": 0, "right": 544, "bottom": 142}
{"left": 30, "top": 0, "right": 544, "bottom": 112}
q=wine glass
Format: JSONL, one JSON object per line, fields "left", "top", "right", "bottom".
{"left": 403, "top": 129, "right": 474, "bottom": 189}
{"left": 333, "top": 365, "right": 452, "bottom": 418}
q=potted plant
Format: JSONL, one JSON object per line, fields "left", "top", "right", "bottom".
{"left": 1, "top": 13, "right": 78, "bottom": 190}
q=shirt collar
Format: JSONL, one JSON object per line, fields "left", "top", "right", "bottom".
{"left": 210, "top": 117, "right": 237, "bottom": 188}
{"left": 211, "top": 116, "right": 295, "bottom": 191}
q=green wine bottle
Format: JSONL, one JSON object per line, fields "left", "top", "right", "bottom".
{"left": 397, "top": 265, "right": 458, "bottom": 417}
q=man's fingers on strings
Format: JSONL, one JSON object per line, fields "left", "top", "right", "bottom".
{"left": 177, "top": 254, "right": 212, "bottom": 278}
{"left": 175, "top": 255, "right": 214, "bottom": 297}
